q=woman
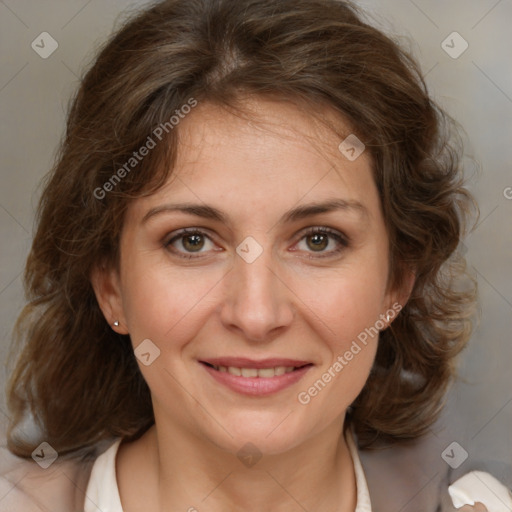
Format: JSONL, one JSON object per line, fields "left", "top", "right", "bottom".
{"left": 1, "top": 0, "right": 500, "bottom": 510}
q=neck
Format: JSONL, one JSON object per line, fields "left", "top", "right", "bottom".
{"left": 117, "top": 417, "right": 357, "bottom": 512}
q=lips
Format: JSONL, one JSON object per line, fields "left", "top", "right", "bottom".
{"left": 199, "top": 357, "right": 313, "bottom": 396}
{"left": 200, "top": 357, "right": 312, "bottom": 369}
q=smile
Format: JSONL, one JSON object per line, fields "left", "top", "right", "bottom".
{"left": 199, "top": 360, "right": 313, "bottom": 396}
{"left": 208, "top": 364, "right": 302, "bottom": 377}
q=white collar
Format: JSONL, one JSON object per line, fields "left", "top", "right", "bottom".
{"left": 85, "top": 427, "right": 372, "bottom": 511}
{"left": 346, "top": 425, "right": 373, "bottom": 511}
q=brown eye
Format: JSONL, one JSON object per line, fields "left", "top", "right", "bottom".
{"left": 165, "top": 228, "right": 218, "bottom": 259}
{"left": 306, "top": 233, "right": 329, "bottom": 252}
{"left": 294, "top": 227, "right": 349, "bottom": 259}
{"left": 181, "top": 233, "right": 205, "bottom": 252}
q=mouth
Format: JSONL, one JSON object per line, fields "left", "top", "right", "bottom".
{"left": 198, "top": 358, "right": 313, "bottom": 396}
{"left": 200, "top": 361, "right": 312, "bottom": 378}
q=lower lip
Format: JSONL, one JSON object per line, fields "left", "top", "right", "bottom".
{"left": 200, "top": 363, "right": 312, "bottom": 396}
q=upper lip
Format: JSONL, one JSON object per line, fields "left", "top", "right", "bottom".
{"left": 200, "top": 357, "right": 312, "bottom": 369}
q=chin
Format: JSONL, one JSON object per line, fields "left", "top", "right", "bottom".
{"left": 205, "top": 412, "right": 315, "bottom": 457}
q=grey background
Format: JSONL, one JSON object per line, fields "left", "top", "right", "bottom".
{"left": 0, "top": 0, "right": 511, "bottom": 489}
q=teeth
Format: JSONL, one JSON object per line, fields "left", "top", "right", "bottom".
{"left": 241, "top": 368, "right": 258, "bottom": 377}
{"left": 257, "top": 368, "right": 275, "bottom": 378}
{"left": 214, "top": 365, "right": 300, "bottom": 377}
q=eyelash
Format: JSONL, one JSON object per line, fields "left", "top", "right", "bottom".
{"left": 164, "top": 227, "right": 349, "bottom": 260}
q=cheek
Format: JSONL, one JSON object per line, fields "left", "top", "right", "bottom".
{"left": 295, "top": 270, "right": 383, "bottom": 410}
{"left": 120, "top": 257, "right": 221, "bottom": 344}
{"left": 301, "top": 261, "right": 388, "bottom": 345}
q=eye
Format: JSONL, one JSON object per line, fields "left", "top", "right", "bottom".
{"left": 293, "top": 227, "right": 349, "bottom": 258}
{"left": 164, "top": 228, "right": 219, "bottom": 259}
{"left": 164, "top": 226, "right": 349, "bottom": 260}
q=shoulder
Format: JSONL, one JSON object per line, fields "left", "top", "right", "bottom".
{"left": 357, "top": 427, "right": 512, "bottom": 512}
{"left": 0, "top": 445, "right": 96, "bottom": 512}
{"left": 357, "top": 429, "right": 455, "bottom": 512}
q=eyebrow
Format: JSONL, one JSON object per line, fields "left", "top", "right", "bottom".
{"left": 141, "top": 198, "right": 369, "bottom": 226}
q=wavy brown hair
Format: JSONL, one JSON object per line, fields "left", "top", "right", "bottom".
{"left": 6, "top": 0, "right": 477, "bottom": 458}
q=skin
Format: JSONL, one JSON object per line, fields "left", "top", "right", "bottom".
{"left": 92, "top": 97, "right": 418, "bottom": 511}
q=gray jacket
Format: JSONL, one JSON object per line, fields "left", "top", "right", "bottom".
{"left": 0, "top": 427, "right": 509, "bottom": 511}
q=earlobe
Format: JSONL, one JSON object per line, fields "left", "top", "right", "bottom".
{"left": 385, "top": 266, "right": 416, "bottom": 328}
{"left": 400, "top": 267, "right": 416, "bottom": 306}
{"left": 90, "top": 265, "right": 129, "bottom": 334}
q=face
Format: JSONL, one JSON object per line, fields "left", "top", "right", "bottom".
{"left": 94, "top": 98, "right": 409, "bottom": 456}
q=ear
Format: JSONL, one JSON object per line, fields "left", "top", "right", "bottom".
{"left": 384, "top": 266, "right": 416, "bottom": 327}
{"left": 90, "top": 264, "right": 129, "bottom": 334}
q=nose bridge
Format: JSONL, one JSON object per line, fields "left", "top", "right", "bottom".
{"left": 220, "top": 236, "right": 293, "bottom": 341}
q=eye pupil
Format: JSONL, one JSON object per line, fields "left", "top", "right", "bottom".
{"left": 307, "top": 233, "right": 328, "bottom": 251}
{"left": 183, "top": 234, "right": 204, "bottom": 251}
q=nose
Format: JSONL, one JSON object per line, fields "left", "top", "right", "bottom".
{"left": 219, "top": 243, "right": 294, "bottom": 343}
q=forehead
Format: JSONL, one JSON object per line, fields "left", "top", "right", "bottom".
{"left": 127, "top": 98, "right": 378, "bottom": 222}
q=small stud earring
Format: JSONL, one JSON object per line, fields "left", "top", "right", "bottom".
{"left": 113, "top": 320, "right": 120, "bottom": 327}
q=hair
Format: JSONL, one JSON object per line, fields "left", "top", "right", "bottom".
{"left": 6, "top": 0, "right": 477, "bottom": 458}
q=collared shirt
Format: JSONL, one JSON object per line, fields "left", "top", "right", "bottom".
{"left": 84, "top": 427, "right": 372, "bottom": 512}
